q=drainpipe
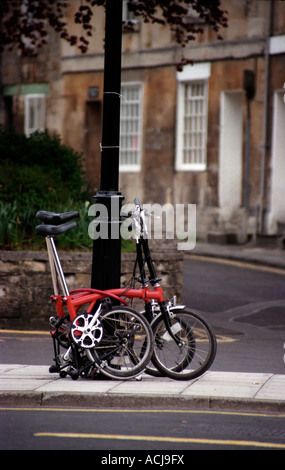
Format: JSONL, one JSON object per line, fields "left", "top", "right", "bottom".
{"left": 258, "top": 0, "right": 273, "bottom": 233}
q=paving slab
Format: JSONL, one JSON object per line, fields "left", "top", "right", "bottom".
{"left": 181, "top": 372, "right": 274, "bottom": 398}
{"left": 255, "top": 375, "right": 285, "bottom": 401}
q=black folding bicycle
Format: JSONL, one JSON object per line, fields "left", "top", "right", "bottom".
{"left": 121, "top": 198, "right": 217, "bottom": 380}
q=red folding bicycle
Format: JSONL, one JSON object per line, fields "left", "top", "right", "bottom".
{"left": 35, "top": 198, "right": 216, "bottom": 381}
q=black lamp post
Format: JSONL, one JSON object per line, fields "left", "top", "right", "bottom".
{"left": 91, "top": 0, "right": 124, "bottom": 290}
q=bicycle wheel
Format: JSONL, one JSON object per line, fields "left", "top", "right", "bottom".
{"left": 150, "top": 307, "right": 217, "bottom": 380}
{"left": 140, "top": 303, "right": 198, "bottom": 378}
{"left": 86, "top": 306, "right": 154, "bottom": 380}
{"left": 144, "top": 314, "right": 195, "bottom": 377}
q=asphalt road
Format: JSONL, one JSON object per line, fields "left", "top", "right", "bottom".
{"left": 183, "top": 256, "right": 285, "bottom": 375}
{"left": 1, "top": 406, "right": 285, "bottom": 451}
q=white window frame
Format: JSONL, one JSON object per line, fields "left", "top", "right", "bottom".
{"left": 176, "top": 63, "right": 211, "bottom": 171}
{"left": 24, "top": 94, "right": 46, "bottom": 137}
{"left": 122, "top": 0, "right": 140, "bottom": 32}
{"left": 120, "top": 82, "right": 143, "bottom": 172}
{"left": 122, "top": 0, "right": 137, "bottom": 23}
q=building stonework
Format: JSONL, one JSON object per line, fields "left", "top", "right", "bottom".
{"left": 1, "top": 1, "right": 285, "bottom": 242}
{"left": 0, "top": 241, "right": 183, "bottom": 330}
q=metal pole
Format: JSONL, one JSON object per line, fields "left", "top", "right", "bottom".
{"left": 91, "top": 0, "right": 124, "bottom": 290}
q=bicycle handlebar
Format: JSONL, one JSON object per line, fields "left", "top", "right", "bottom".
{"left": 121, "top": 197, "right": 141, "bottom": 219}
{"left": 121, "top": 197, "right": 160, "bottom": 241}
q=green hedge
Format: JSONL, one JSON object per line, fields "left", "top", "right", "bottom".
{"left": 0, "top": 125, "right": 87, "bottom": 203}
{"left": 0, "top": 126, "right": 92, "bottom": 249}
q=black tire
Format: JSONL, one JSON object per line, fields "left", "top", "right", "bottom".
{"left": 150, "top": 307, "right": 217, "bottom": 380}
{"left": 86, "top": 306, "right": 154, "bottom": 380}
{"left": 145, "top": 315, "right": 195, "bottom": 377}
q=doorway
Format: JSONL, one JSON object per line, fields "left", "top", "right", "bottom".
{"left": 268, "top": 91, "right": 285, "bottom": 233}
{"left": 219, "top": 91, "right": 243, "bottom": 213}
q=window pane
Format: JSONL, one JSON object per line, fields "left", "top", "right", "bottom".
{"left": 181, "top": 82, "right": 207, "bottom": 169}
{"left": 25, "top": 94, "right": 45, "bottom": 137}
{"left": 120, "top": 83, "right": 142, "bottom": 171}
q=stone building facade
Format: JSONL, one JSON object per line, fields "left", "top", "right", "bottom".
{"left": 1, "top": 0, "right": 285, "bottom": 242}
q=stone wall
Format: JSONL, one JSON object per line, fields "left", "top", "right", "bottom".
{"left": 0, "top": 240, "right": 183, "bottom": 330}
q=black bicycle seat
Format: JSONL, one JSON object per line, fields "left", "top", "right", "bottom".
{"left": 35, "top": 221, "right": 78, "bottom": 237}
{"left": 36, "top": 210, "right": 79, "bottom": 225}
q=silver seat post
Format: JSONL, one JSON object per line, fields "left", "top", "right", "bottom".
{"left": 46, "top": 237, "right": 60, "bottom": 295}
{"left": 46, "top": 236, "right": 69, "bottom": 297}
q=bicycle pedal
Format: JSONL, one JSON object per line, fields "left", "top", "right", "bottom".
{"left": 68, "top": 369, "right": 79, "bottom": 380}
{"left": 49, "top": 364, "right": 60, "bottom": 373}
{"left": 49, "top": 315, "right": 63, "bottom": 329}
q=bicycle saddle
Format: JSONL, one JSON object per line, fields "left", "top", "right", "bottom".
{"left": 36, "top": 210, "right": 79, "bottom": 225}
{"left": 35, "top": 221, "right": 77, "bottom": 237}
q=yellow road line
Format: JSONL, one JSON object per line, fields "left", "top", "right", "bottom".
{"left": 0, "top": 329, "right": 49, "bottom": 335}
{"left": 33, "top": 432, "right": 285, "bottom": 449}
{"left": 189, "top": 254, "right": 285, "bottom": 276}
{"left": 216, "top": 334, "right": 237, "bottom": 343}
{"left": 3, "top": 406, "right": 285, "bottom": 448}
{"left": 1, "top": 407, "right": 285, "bottom": 419}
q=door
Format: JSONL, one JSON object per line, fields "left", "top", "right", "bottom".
{"left": 268, "top": 91, "right": 285, "bottom": 233}
{"left": 219, "top": 91, "right": 243, "bottom": 215}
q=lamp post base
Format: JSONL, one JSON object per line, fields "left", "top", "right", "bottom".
{"left": 91, "top": 190, "right": 124, "bottom": 290}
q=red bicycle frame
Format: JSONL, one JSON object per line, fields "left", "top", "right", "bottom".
{"left": 52, "top": 285, "right": 164, "bottom": 321}
{"left": 46, "top": 234, "right": 164, "bottom": 322}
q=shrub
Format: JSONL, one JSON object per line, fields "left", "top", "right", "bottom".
{"left": 0, "top": 126, "right": 92, "bottom": 249}
{"left": 0, "top": 125, "right": 88, "bottom": 204}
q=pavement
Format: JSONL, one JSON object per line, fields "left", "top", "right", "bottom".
{"left": 1, "top": 364, "right": 284, "bottom": 412}
{"left": 189, "top": 240, "right": 285, "bottom": 271}
{"left": 1, "top": 241, "right": 285, "bottom": 412}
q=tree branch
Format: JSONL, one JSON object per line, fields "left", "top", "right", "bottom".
{"left": 0, "top": 0, "right": 228, "bottom": 64}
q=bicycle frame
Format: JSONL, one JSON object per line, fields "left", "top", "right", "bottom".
{"left": 45, "top": 235, "right": 165, "bottom": 323}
